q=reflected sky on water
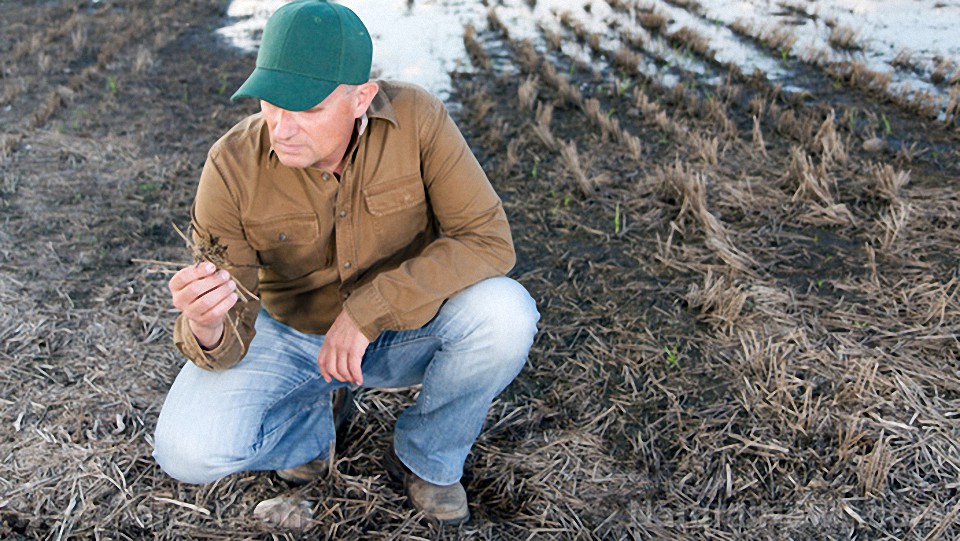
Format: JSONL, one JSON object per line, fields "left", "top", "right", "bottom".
{"left": 217, "top": 0, "right": 960, "bottom": 100}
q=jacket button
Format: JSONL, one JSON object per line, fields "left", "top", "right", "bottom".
{"left": 278, "top": 233, "right": 286, "bottom": 241}
{"left": 339, "top": 210, "right": 347, "bottom": 218}
{"left": 343, "top": 261, "right": 352, "bottom": 269}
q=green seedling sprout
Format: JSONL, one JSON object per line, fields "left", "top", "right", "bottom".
{"left": 665, "top": 344, "right": 679, "bottom": 368}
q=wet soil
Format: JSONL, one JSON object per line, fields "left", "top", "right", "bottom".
{"left": 2, "top": 0, "right": 960, "bottom": 539}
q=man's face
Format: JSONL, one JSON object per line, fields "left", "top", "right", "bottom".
{"left": 260, "top": 85, "right": 360, "bottom": 171}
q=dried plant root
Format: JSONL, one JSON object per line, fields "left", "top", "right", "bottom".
{"left": 171, "top": 222, "right": 259, "bottom": 303}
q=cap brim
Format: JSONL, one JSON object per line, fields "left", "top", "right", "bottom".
{"left": 231, "top": 67, "right": 339, "bottom": 111}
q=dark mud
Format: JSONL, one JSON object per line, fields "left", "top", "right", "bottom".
{"left": 2, "top": 0, "right": 960, "bottom": 539}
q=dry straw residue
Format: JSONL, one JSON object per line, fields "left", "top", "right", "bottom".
{"left": 6, "top": 2, "right": 960, "bottom": 539}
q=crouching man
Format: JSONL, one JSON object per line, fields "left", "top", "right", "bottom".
{"left": 152, "top": 0, "right": 538, "bottom": 526}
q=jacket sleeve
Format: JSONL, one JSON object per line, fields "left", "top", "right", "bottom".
{"left": 343, "top": 94, "right": 515, "bottom": 340}
{"left": 172, "top": 152, "right": 261, "bottom": 371}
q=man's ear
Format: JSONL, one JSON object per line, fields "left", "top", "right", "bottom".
{"left": 353, "top": 81, "right": 379, "bottom": 118}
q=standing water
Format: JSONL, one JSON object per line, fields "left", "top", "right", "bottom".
{"left": 218, "top": 0, "right": 960, "bottom": 106}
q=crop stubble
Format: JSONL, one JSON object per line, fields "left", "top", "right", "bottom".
{"left": 1, "top": 0, "right": 959, "bottom": 539}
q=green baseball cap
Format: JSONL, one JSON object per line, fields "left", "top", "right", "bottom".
{"left": 231, "top": 0, "right": 373, "bottom": 111}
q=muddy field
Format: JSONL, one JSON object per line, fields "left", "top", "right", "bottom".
{"left": 2, "top": 0, "right": 960, "bottom": 539}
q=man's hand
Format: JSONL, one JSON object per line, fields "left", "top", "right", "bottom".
{"left": 169, "top": 262, "right": 239, "bottom": 349}
{"left": 318, "top": 310, "right": 369, "bottom": 385}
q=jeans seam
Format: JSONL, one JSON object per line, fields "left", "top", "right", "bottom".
{"left": 250, "top": 373, "right": 328, "bottom": 455}
{"left": 414, "top": 332, "right": 457, "bottom": 419}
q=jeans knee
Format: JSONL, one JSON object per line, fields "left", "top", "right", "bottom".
{"left": 153, "top": 421, "right": 237, "bottom": 485}
{"left": 455, "top": 277, "right": 539, "bottom": 360}
{"left": 486, "top": 278, "right": 539, "bottom": 345}
{"left": 153, "top": 434, "right": 207, "bottom": 484}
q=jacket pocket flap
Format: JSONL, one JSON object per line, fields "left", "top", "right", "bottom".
{"left": 244, "top": 214, "right": 319, "bottom": 249}
{"left": 364, "top": 174, "right": 426, "bottom": 216}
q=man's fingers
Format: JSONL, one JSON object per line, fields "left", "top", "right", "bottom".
{"left": 334, "top": 351, "right": 351, "bottom": 384}
{"left": 348, "top": 355, "right": 363, "bottom": 386}
{"left": 181, "top": 281, "right": 237, "bottom": 323}
{"left": 316, "top": 312, "right": 369, "bottom": 385}
{"left": 167, "top": 261, "right": 239, "bottom": 349}
{"left": 318, "top": 346, "right": 335, "bottom": 383}
{"left": 172, "top": 270, "right": 233, "bottom": 310}
{"left": 182, "top": 270, "right": 233, "bottom": 302}
{"left": 169, "top": 262, "right": 216, "bottom": 293}
{"left": 198, "top": 288, "right": 239, "bottom": 323}
{"left": 319, "top": 363, "right": 332, "bottom": 383}
{"left": 192, "top": 279, "right": 237, "bottom": 314}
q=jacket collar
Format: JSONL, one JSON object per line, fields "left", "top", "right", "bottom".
{"left": 365, "top": 85, "right": 399, "bottom": 129}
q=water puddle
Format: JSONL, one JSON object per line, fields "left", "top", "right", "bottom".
{"left": 217, "top": 0, "right": 959, "bottom": 101}
{"left": 218, "top": 0, "right": 489, "bottom": 99}
{"left": 681, "top": 0, "right": 960, "bottom": 99}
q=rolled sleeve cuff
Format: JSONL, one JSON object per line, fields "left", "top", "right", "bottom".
{"left": 342, "top": 284, "right": 399, "bottom": 342}
{"left": 172, "top": 314, "right": 244, "bottom": 371}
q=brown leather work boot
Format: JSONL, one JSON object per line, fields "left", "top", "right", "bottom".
{"left": 383, "top": 445, "right": 470, "bottom": 525}
{"left": 275, "top": 387, "right": 353, "bottom": 484}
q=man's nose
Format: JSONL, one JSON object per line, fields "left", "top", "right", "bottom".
{"left": 273, "top": 109, "right": 296, "bottom": 139}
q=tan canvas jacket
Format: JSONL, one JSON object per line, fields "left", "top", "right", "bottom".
{"left": 172, "top": 81, "right": 515, "bottom": 370}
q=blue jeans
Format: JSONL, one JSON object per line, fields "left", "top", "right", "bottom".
{"left": 153, "top": 277, "right": 539, "bottom": 486}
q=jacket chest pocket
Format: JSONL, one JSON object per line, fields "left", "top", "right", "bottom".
{"left": 244, "top": 214, "right": 329, "bottom": 280}
{"left": 363, "top": 174, "right": 429, "bottom": 258}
